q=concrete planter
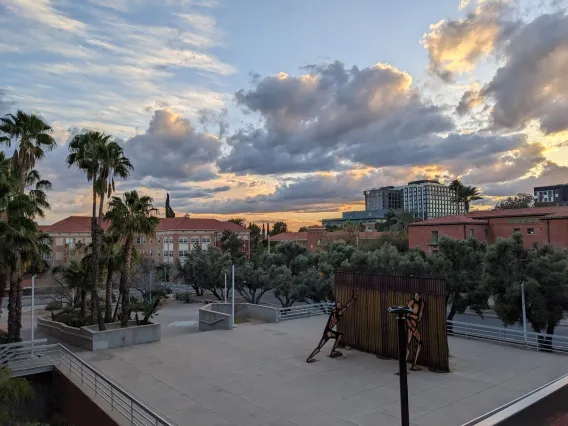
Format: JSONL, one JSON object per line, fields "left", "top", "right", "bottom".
{"left": 198, "top": 302, "right": 280, "bottom": 331}
{"left": 37, "top": 317, "right": 161, "bottom": 351}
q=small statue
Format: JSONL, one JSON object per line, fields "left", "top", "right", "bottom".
{"left": 306, "top": 290, "right": 357, "bottom": 363}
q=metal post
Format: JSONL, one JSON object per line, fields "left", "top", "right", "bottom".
{"left": 521, "top": 281, "right": 528, "bottom": 345}
{"left": 31, "top": 274, "right": 35, "bottom": 355}
{"left": 224, "top": 273, "right": 227, "bottom": 304}
{"left": 231, "top": 264, "right": 235, "bottom": 327}
{"left": 149, "top": 269, "right": 153, "bottom": 304}
{"left": 389, "top": 306, "right": 412, "bottom": 426}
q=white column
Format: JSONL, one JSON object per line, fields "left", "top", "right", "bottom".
{"left": 231, "top": 264, "right": 235, "bottom": 327}
{"left": 31, "top": 274, "right": 35, "bottom": 353}
{"left": 521, "top": 281, "right": 528, "bottom": 345}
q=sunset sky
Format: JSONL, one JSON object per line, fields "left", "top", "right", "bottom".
{"left": 1, "top": 0, "right": 568, "bottom": 230}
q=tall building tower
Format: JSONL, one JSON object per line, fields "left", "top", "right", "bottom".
{"left": 364, "top": 187, "right": 404, "bottom": 211}
{"left": 402, "top": 180, "right": 463, "bottom": 220}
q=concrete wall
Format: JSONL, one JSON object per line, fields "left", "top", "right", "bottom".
{"left": 83, "top": 321, "right": 161, "bottom": 350}
{"left": 37, "top": 317, "right": 161, "bottom": 350}
{"left": 199, "top": 304, "right": 232, "bottom": 331}
{"left": 37, "top": 317, "right": 92, "bottom": 350}
{"left": 198, "top": 303, "right": 279, "bottom": 332}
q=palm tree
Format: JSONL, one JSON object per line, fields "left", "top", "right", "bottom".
{"left": 53, "top": 258, "right": 90, "bottom": 318}
{"left": 449, "top": 179, "right": 483, "bottom": 213}
{"left": 0, "top": 111, "right": 55, "bottom": 340}
{"left": 105, "top": 191, "right": 159, "bottom": 326}
{"left": 67, "top": 132, "right": 131, "bottom": 330}
{"left": 101, "top": 233, "right": 122, "bottom": 322}
{"left": 0, "top": 110, "right": 56, "bottom": 193}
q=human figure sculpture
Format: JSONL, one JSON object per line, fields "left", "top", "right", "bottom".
{"left": 306, "top": 290, "right": 357, "bottom": 363}
{"left": 406, "top": 292, "right": 424, "bottom": 371}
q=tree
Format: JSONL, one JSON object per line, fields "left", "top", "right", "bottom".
{"left": 0, "top": 111, "right": 55, "bottom": 341}
{"left": 261, "top": 224, "right": 266, "bottom": 239}
{"left": 52, "top": 258, "right": 90, "bottom": 319}
{"left": 270, "top": 221, "right": 288, "bottom": 236}
{"left": 298, "top": 227, "right": 308, "bottom": 232}
{"left": 229, "top": 217, "right": 246, "bottom": 226}
{"left": 484, "top": 234, "right": 568, "bottom": 351}
{"left": 430, "top": 237, "right": 488, "bottom": 322}
{"left": 100, "top": 234, "right": 122, "bottom": 322}
{"left": 449, "top": 179, "right": 483, "bottom": 213}
{"left": 220, "top": 230, "right": 243, "bottom": 257}
{"left": 495, "top": 193, "right": 534, "bottom": 210}
{"left": 247, "top": 223, "right": 261, "bottom": 252}
{"left": 235, "top": 259, "right": 272, "bottom": 304}
{"left": 325, "top": 224, "right": 339, "bottom": 232}
{"left": 0, "top": 367, "right": 35, "bottom": 424}
{"left": 105, "top": 190, "right": 159, "bottom": 326}
{"left": 165, "top": 193, "right": 175, "bottom": 218}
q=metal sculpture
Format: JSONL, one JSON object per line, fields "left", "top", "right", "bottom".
{"left": 406, "top": 292, "right": 424, "bottom": 371}
{"left": 306, "top": 290, "right": 357, "bottom": 363}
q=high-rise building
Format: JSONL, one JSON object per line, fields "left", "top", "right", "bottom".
{"left": 534, "top": 184, "right": 568, "bottom": 206}
{"left": 364, "top": 187, "right": 404, "bottom": 211}
{"left": 402, "top": 180, "right": 463, "bottom": 220}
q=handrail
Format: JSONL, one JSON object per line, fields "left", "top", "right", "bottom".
{"left": 0, "top": 340, "right": 176, "bottom": 426}
{"left": 278, "top": 302, "right": 333, "bottom": 321}
{"left": 448, "top": 320, "right": 568, "bottom": 353}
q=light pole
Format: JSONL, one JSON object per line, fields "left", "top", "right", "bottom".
{"left": 389, "top": 305, "right": 413, "bottom": 426}
{"left": 231, "top": 264, "right": 235, "bottom": 327}
{"left": 31, "top": 274, "right": 36, "bottom": 354}
{"left": 521, "top": 281, "right": 528, "bottom": 344}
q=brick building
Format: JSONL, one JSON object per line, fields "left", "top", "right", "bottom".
{"left": 27, "top": 215, "right": 250, "bottom": 288}
{"left": 408, "top": 207, "right": 568, "bottom": 255}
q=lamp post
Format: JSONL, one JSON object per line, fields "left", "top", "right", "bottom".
{"left": 389, "top": 305, "right": 413, "bottom": 426}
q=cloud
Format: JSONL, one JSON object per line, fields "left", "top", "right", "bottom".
{"left": 179, "top": 170, "right": 409, "bottom": 214}
{"left": 125, "top": 109, "right": 222, "bottom": 181}
{"left": 219, "top": 61, "right": 455, "bottom": 174}
{"left": 456, "top": 84, "right": 484, "bottom": 115}
{"left": 482, "top": 11, "right": 568, "bottom": 134}
{"left": 422, "top": 0, "right": 518, "bottom": 81}
{"left": 3, "top": 0, "right": 86, "bottom": 34}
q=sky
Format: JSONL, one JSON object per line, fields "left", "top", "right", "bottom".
{"left": 1, "top": 0, "right": 568, "bottom": 230}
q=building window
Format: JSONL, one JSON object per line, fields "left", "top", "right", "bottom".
{"left": 65, "top": 237, "right": 74, "bottom": 249}
{"left": 190, "top": 237, "right": 200, "bottom": 250}
{"left": 527, "top": 228, "right": 535, "bottom": 235}
{"left": 484, "top": 228, "right": 489, "bottom": 239}
{"left": 431, "top": 230, "right": 439, "bottom": 244}
{"left": 158, "top": 249, "right": 161, "bottom": 257}
{"left": 179, "top": 237, "right": 188, "bottom": 244}
{"left": 149, "top": 248, "right": 153, "bottom": 257}
{"left": 202, "top": 237, "right": 211, "bottom": 250}
{"left": 469, "top": 229, "right": 475, "bottom": 237}
{"left": 179, "top": 249, "right": 188, "bottom": 257}
{"left": 513, "top": 228, "right": 520, "bottom": 233}
{"left": 136, "top": 236, "right": 144, "bottom": 244}
{"left": 158, "top": 237, "right": 161, "bottom": 244}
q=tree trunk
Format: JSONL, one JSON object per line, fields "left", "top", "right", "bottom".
{"left": 121, "top": 239, "right": 133, "bottom": 327}
{"left": 464, "top": 200, "right": 470, "bottom": 213}
{"left": 7, "top": 272, "right": 16, "bottom": 342}
{"left": 104, "top": 264, "right": 114, "bottom": 323}
{"left": 0, "top": 273, "right": 7, "bottom": 318}
{"left": 90, "top": 179, "right": 105, "bottom": 331}
{"left": 543, "top": 317, "right": 555, "bottom": 353}
{"left": 112, "top": 292, "right": 121, "bottom": 322}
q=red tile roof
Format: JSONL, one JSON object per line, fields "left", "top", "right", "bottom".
{"left": 468, "top": 206, "right": 568, "bottom": 219}
{"left": 408, "top": 215, "right": 489, "bottom": 226}
{"left": 541, "top": 212, "right": 568, "bottom": 219}
{"left": 270, "top": 232, "right": 308, "bottom": 241}
{"left": 43, "top": 216, "right": 249, "bottom": 234}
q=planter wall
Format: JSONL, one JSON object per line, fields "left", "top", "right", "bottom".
{"left": 37, "top": 317, "right": 161, "bottom": 351}
{"left": 198, "top": 302, "right": 280, "bottom": 332}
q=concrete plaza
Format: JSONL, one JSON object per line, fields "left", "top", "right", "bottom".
{"left": 78, "top": 316, "right": 568, "bottom": 426}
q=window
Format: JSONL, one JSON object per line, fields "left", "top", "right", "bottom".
{"left": 201, "top": 236, "right": 211, "bottom": 250}
{"left": 484, "top": 228, "right": 489, "bottom": 239}
{"left": 136, "top": 236, "right": 144, "bottom": 244}
{"left": 190, "top": 237, "right": 200, "bottom": 250}
{"left": 55, "top": 238, "right": 63, "bottom": 246}
{"left": 149, "top": 248, "right": 153, "bottom": 257}
{"left": 179, "top": 249, "right": 188, "bottom": 257}
{"left": 158, "top": 249, "right": 161, "bottom": 257}
{"left": 527, "top": 228, "right": 535, "bottom": 235}
{"left": 65, "top": 237, "right": 74, "bottom": 249}
{"left": 157, "top": 237, "right": 161, "bottom": 244}
{"left": 431, "top": 230, "right": 439, "bottom": 244}
{"left": 169, "top": 250, "right": 174, "bottom": 257}
{"left": 179, "top": 237, "right": 188, "bottom": 244}
{"left": 469, "top": 229, "right": 475, "bottom": 237}
{"left": 513, "top": 228, "right": 520, "bottom": 233}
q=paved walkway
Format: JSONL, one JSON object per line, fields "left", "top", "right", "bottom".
{"left": 78, "top": 316, "right": 568, "bottom": 426}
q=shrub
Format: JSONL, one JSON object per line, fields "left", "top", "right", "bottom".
{"left": 175, "top": 292, "right": 194, "bottom": 303}
{"left": 45, "top": 300, "right": 62, "bottom": 311}
{"left": 51, "top": 308, "right": 94, "bottom": 328}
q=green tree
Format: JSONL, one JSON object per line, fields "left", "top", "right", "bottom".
{"left": 165, "top": 193, "right": 175, "bottom": 218}
{"left": 52, "top": 258, "right": 90, "bottom": 319}
{"left": 270, "top": 221, "right": 288, "bottom": 236}
{"left": 430, "top": 237, "right": 488, "bottom": 321}
{"left": 325, "top": 224, "right": 339, "bottom": 232}
{"left": 495, "top": 193, "right": 534, "bottom": 210}
{"left": 449, "top": 179, "right": 483, "bottom": 213}
{"left": 247, "top": 223, "right": 261, "bottom": 252}
{"left": 228, "top": 217, "right": 246, "bottom": 226}
{"left": 0, "top": 367, "right": 34, "bottom": 424}
{"left": 220, "top": 230, "right": 244, "bottom": 257}
{"left": 298, "top": 226, "right": 308, "bottom": 232}
{"left": 484, "top": 234, "right": 568, "bottom": 350}
{"left": 105, "top": 190, "right": 159, "bottom": 326}
{"left": 235, "top": 258, "right": 272, "bottom": 304}
{"left": 0, "top": 111, "right": 55, "bottom": 341}
{"left": 68, "top": 131, "right": 131, "bottom": 330}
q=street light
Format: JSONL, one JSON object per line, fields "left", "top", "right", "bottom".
{"left": 388, "top": 305, "right": 413, "bottom": 426}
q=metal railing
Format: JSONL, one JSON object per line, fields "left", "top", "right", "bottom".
{"left": 0, "top": 340, "right": 176, "bottom": 426}
{"left": 278, "top": 302, "right": 333, "bottom": 321}
{"left": 448, "top": 320, "right": 568, "bottom": 353}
